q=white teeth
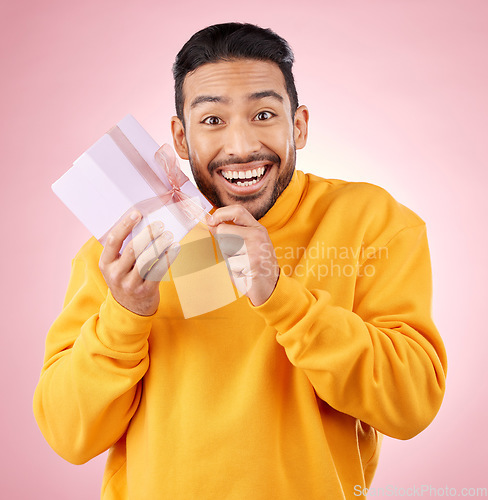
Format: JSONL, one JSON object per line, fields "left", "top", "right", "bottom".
{"left": 221, "top": 166, "right": 269, "bottom": 184}
{"left": 236, "top": 179, "right": 259, "bottom": 187}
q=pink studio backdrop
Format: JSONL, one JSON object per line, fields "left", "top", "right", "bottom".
{"left": 1, "top": 0, "right": 487, "bottom": 498}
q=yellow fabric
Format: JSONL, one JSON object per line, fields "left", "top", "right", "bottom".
{"left": 33, "top": 170, "right": 447, "bottom": 499}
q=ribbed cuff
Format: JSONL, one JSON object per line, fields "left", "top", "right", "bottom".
{"left": 251, "top": 273, "right": 324, "bottom": 334}
{"left": 96, "top": 290, "right": 155, "bottom": 353}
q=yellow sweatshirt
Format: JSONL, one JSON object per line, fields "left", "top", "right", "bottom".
{"left": 33, "top": 170, "right": 447, "bottom": 499}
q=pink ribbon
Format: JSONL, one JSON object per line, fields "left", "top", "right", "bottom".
{"left": 98, "top": 126, "right": 208, "bottom": 245}
{"left": 153, "top": 143, "right": 209, "bottom": 225}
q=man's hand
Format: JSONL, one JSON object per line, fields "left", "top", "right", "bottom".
{"left": 207, "top": 205, "right": 279, "bottom": 306}
{"left": 99, "top": 211, "right": 180, "bottom": 316}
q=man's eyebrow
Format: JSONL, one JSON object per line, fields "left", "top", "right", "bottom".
{"left": 247, "top": 90, "right": 284, "bottom": 103}
{"left": 189, "top": 91, "right": 284, "bottom": 109}
{"left": 190, "top": 95, "right": 230, "bottom": 109}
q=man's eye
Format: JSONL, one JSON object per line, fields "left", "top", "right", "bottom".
{"left": 202, "top": 116, "right": 223, "bottom": 125}
{"left": 254, "top": 111, "right": 274, "bottom": 121}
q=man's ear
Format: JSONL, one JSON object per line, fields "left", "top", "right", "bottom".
{"left": 171, "top": 116, "right": 189, "bottom": 160}
{"left": 293, "top": 105, "right": 309, "bottom": 150}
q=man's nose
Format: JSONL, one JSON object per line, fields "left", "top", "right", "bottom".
{"left": 223, "top": 121, "right": 260, "bottom": 157}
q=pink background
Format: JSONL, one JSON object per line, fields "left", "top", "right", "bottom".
{"left": 1, "top": 0, "right": 487, "bottom": 497}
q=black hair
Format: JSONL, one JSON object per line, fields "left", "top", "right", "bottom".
{"left": 172, "top": 22, "right": 299, "bottom": 123}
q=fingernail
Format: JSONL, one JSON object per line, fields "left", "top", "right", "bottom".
{"left": 130, "top": 211, "right": 141, "bottom": 221}
{"left": 206, "top": 214, "right": 214, "bottom": 225}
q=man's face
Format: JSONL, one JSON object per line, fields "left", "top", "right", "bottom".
{"left": 171, "top": 59, "right": 308, "bottom": 220}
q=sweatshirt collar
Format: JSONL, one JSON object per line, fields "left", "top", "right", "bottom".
{"left": 258, "top": 169, "right": 306, "bottom": 232}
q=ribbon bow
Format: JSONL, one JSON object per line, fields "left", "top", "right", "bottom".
{"left": 153, "top": 144, "right": 208, "bottom": 225}
{"left": 98, "top": 127, "right": 208, "bottom": 246}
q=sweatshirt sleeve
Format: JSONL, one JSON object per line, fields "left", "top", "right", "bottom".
{"left": 33, "top": 240, "right": 153, "bottom": 464}
{"left": 253, "top": 223, "right": 447, "bottom": 440}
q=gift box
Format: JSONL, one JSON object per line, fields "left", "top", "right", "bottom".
{"left": 52, "top": 114, "right": 249, "bottom": 318}
{"left": 52, "top": 114, "right": 213, "bottom": 250}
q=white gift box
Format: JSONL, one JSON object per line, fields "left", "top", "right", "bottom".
{"left": 52, "top": 115, "right": 212, "bottom": 248}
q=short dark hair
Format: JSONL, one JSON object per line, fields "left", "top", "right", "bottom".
{"left": 172, "top": 22, "right": 299, "bottom": 123}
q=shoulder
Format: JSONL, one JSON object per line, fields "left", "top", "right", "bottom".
{"left": 74, "top": 236, "right": 104, "bottom": 265}
{"left": 70, "top": 237, "right": 106, "bottom": 292}
{"left": 300, "top": 172, "right": 426, "bottom": 245}
{"left": 60, "top": 237, "right": 107, "bottom": 308}
{"left": 305, "top": 173, "right": 423, "bottom": 223}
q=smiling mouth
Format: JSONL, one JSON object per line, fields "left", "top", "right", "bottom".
{"left": 219, "top": 165, "right": 269, "bottom": 187}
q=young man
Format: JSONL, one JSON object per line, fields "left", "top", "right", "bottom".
{"left": 34, "top": 23, "right": 447, "bottom": 499}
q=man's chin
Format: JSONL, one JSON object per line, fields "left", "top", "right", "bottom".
{"left": 244, "top": 198, "right": 274, "bottom": 220}
{"left": 214, "top": 189, "right": 272, "bottom": 220}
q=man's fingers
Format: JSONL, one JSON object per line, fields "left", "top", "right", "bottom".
{"left": 135, "top": 231, "right": 175, "bottom": 279}
{"left": 100, "top": 211, "right": 142, "bottom": 265}
{"left": 226, "top": 253, "right": 252, "bottom": 278}
{"left": 225, "top": 254, "right": 253, "bottom": 294}
{"left": 214, "top": 233, "right": 246, "bottom": 258}
{"left": 110, "top": 221, "right": 167, "bottom": 276}
{"left": 207, "top": 205, "right": 260, "bottom": 227}
{"left": 103, "top": 219, "right": 167, "bottom": 275}
{"left": 142, "top": 242, "right": 181, "bottom": 282}
{"left": 131, "top": 221, "right": 165, "bottom": 259}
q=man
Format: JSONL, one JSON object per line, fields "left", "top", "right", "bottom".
{"left": 34, "top": 23, "right": 447, "bottom": 499}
